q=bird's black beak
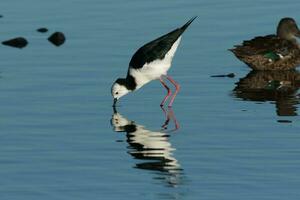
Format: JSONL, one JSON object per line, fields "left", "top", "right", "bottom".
{"left": 113, "top": 98, "right": 118, "bottom": 107}
{"left": 112, "top": 105, "right": 117, "bottom": 114}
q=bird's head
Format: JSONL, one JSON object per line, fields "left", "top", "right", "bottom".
{"left": 111, "top": 78, "right": 130, "bottom": 106}
{"left": 277, "top": 17, "right": 300, "bottom": 41}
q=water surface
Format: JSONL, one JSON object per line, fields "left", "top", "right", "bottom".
{"left": 0, "top": 0, "right": 300, "bottom": 199}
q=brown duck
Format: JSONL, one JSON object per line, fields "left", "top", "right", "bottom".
{"left": 230, "top": 18, "right": 300, "bottom": 70}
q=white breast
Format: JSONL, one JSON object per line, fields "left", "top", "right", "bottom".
{"left": 130, "top": 37, "right": 182, "bottom": 89}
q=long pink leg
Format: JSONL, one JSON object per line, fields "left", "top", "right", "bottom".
{"left": 159, "top": 77, "right": 172, "bottom": 106}
{"left": 160, "top": 107, "right": 180, "bottom": 132}
{"left": 167, "top": 107, "right": 180, "bottom": 132}
{"left": 160, "top": 106, "right": 170, "bottom": 130}
{"left": 166, "top": 76, "right": 180, "bottom": 107}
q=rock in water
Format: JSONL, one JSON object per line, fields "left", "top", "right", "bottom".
{"left": 2, "top": 37, "right": 28, "bottom": 48}
{"left": 48, "top": 32, "right": 65, "bottom": 46}
{"left": 37, "top": 28, "right": 48, "bottom": 33}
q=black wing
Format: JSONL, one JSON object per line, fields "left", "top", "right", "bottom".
{"left": 129, "top": 17, "right": 197, "bottom": 69}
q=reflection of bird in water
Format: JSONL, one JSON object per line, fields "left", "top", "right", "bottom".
{"left": 111, "top": 107, "right": 183, "bottom": 187}
{"left": 233, "top": 70, "right": 300, "bottom": 116}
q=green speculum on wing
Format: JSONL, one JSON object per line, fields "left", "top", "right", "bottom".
{"left": 263, "top": 51, "right": 281, "bottom": 61}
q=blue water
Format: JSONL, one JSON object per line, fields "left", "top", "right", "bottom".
{"left": 0, "top": 0, "right": 299, "bottom": 199}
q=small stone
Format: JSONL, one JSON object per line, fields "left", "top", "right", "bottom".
{"left": 277, "top": 120, "right": 292, "bottom": 123}
{"left": 37, "top": 28, "right": 48, "bottom": 33}
{"left": 48, "top": 32, "right": 66, "bottom": 46}
{"left": 2, "top": 37, "right": 28, "bottom": 48}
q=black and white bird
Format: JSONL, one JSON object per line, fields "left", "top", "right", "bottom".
{"left": 111, "top": 17, "right": 197, "bottom": 107}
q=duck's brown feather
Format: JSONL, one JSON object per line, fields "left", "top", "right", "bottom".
{"left": 230, "top": 35, "right": 300, "bottom": 70}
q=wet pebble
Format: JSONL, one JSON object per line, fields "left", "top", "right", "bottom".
{"left": 277, "top": 120, "right": 292, "bottom": 123}
{"left": 2, "top": 37, "right": 28, "bottom": 48}
{"left": 37, "top": 28, "right": 48, "bottom": 33}
{"left": 48, "top": 32, "right": 66, "bottom": 46}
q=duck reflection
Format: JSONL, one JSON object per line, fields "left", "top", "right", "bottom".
{"left": 111, "top": 107, "right": 183, "bottom": 187}
{"left": 233, "top": 70, "right": 300, "bottom": 116}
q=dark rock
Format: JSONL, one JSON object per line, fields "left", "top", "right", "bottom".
{"left": 277, "top": 120, "right": 292, "bottom": 123}
{"left": 37, "top": 28, "right": 48, "bottom": 33}
{"left": 211, "top": 73, "right": 235, "bottom": 78}
{"left": 2, "top": 37, "right": 28, "bottom": 48}
{"left": 48, "top": 32, "right": 65, "bottom": 46}
{"left": 0, "top": 15, "right": 3, "bottom": 18}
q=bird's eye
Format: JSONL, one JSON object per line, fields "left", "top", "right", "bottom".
{"left": 115, "top": 92, "right": 119, "bottom": 95}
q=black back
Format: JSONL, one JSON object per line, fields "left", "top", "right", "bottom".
{"left": 129, "top": 17, "right": 197, "bottom": 69}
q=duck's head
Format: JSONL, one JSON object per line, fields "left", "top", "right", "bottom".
{"left": 277, "top": 17, "right": 300, "bottom": 41}
{"left": 111, "top": 78, "right": 130, "bottom": 106}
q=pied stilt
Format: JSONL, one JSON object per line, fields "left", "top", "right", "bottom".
{"left": 112, "top": 16, "right": 196, "bottom": 107}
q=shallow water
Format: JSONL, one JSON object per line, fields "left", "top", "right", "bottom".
{"left": 0, "top": 0, "right": 300, "bottom": 199}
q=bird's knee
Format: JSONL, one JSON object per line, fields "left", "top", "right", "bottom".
{"left": 167, "top": 88, "right": 172, "bottom": 95}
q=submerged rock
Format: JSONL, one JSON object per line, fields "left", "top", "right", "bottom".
{"left": 277, "top": 120, "right": 292, "bottom": 123}
{"left": 48, "top": 32, "right": 65, "bottom": 46}
{"left": 37, "top": 28, "right": 48, "bottom": 33}
{"left": 2, "top": 37, "right": 28, "bottom": 48}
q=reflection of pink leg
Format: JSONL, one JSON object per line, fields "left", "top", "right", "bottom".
{"left": 160, "top": 77, "right": 172, "bottom": 106}
{"left": 166, "top": 76, "right": 180, "bottom": 107}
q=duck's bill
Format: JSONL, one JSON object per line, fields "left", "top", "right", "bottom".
{"left": 113, "top": 98, "right": 118, "bottom": 107}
